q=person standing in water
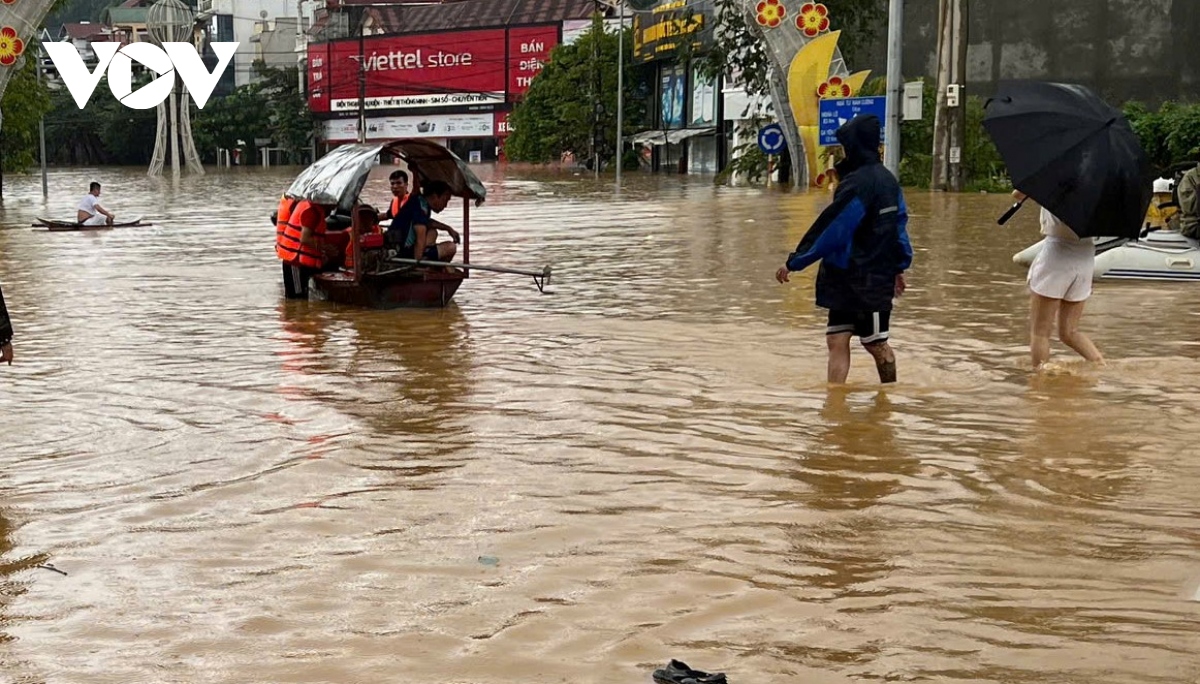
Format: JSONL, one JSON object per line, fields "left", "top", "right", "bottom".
{"left": 1017, "top": 190, "right": 1104, "bottom": 369}
{"left": 775, "top": 114, "right": 913, "bottom": 384}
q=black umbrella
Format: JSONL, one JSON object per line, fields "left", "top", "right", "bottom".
{"left": 983, "top": 80, "right": 1154, "bottom": 239}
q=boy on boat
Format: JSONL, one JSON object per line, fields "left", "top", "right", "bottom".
{"left": 78, "top": 182, "right": 116, "bottom": 226}
{"left": 387, "top": 179, "right": 460, "bottom": 264}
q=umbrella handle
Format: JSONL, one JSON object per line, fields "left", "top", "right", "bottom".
{"left": 998, "top": 199, "right": 1026, "bottom": 225}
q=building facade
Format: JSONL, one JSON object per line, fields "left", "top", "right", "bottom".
{"left": 627, "top": 0, "right": 726, "bottom": 175}
{"left": 305, "top": 0, "right": 597, "bottom": 161}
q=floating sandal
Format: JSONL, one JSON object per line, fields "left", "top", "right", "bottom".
{"left": 651, "top": 659, "right": 727, "bottom": 684}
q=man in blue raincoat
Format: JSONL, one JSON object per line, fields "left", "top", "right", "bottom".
{"left": 775, "top": 114, "right": 913, "bottom": 384}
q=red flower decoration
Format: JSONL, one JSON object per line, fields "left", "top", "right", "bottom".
{"left": 797, "top": 3, "right": 831, "bottom": 37}
{"left": 0, "top": 27, "right": 25, "bottom": 67}
{"left": 817, "top": 76, "right": 852, "bottom": 99}
{"left": 755, "top": 0, "right": 787, "bottom": 29}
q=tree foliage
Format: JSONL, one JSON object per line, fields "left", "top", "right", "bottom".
{"left": 1, "top": 50, "right": 54, "bottom": 172}
{"left": 192, "top": 64, "right": 313, "bottom": 164}
{"left": 44, "top": 73, "right": 157, "bottom": 165}
{"left": 1123, "top": 101, "right": 1200, "bottom": 171}
{"left": 506, "top": 15, "right": 647, "bottom": 167}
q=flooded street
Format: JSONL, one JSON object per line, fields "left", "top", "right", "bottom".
{"left": 1, "top": 165, "right": 1199, "bottom": 684}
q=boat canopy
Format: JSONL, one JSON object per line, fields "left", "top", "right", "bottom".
{"left": 285, "top": 139, "right": 487, "bottom": 215}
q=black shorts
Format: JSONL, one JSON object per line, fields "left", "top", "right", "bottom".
{"left": 282, "top": 262, "right": 317, "bottom": 299}
{"left": 398, "top": 245, "right": 441, "bottom": 261}
{"left": 826, "top": 309, "right": 890, "bottom": 344}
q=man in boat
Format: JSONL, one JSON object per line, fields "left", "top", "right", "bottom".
{"left": 77, "top": 182, "right": 116, "bottom": 226}
{"left": 1172, "top": 161, "right": 1199, "bottom": 239}
{"left": 0, "top": 279, "right": 11, "bottom": 365}
{"left": 377, "top": 170, "right": 410, "bottom": 225}
{"left": 277, "top": 200, "right": 350, "bottom": 298}
{"left": 774, "top": 114, "right": 913, "bottom": 385}
{"left": 387, "top": 179, "right": 460, "bottom": 264}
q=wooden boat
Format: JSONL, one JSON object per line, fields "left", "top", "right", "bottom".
{"left": 282, "top": 139, "right": 551, "bottom": 309}
{"left": 32, "top": 216, "right": 151, "bottom": 231}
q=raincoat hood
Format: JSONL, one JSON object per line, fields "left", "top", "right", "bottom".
{"left": 835, "top": 114, "right": 882, "bottom": 176}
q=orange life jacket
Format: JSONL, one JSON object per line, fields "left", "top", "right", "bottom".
{"left": 390, "top": 194, "right": 406, "bottom": 217}
{"left": 274, "top": 196, "right": 296, "bottom": 250}
{"left": 344, "top": 223, "right": 383, "bottom": 271}
{"left": 277, "top": 199, "right": 326, "bottom": 269}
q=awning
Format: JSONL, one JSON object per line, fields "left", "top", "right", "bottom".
{"left": 630, "top": 127, "right": 716, "bottom": 146}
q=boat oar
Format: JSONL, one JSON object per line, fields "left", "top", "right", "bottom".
{"left": 998, "top": 197, "right": 1026, "bottom": 225}
{"left": 383, "top": 258, "right": 553, "bottom": 293}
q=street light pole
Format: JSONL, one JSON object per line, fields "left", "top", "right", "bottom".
{"left": 615, "top": 0, "right": 624, "bottom": 188}
{"left": 883, "top": 0, "right": 903, "bottom": 176}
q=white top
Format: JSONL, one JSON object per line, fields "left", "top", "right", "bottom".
{"left": 1040, "top": 207, "right": 1085, "bottom": 242}
{"left": 77, "top": 194, "right": 100, "bottom": 216}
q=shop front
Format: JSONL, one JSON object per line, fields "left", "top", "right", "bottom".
{"left": 628, "top": 0, "right": 724, "bottom": 175}
{"left": 308, "top": 23, "right": 559, "bottom": 157}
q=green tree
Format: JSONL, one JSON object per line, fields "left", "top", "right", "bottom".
{"left": 506, "top": 15, "right": 646, "bottom": 168}
{"left": 191, "top": 64, "right": 313, "bottom": 164}
{"left": 251, "top": 63, "right": 315, "bottom": 163}
{"left": 44, "top": 73, "right": 157, "bottom": 166}
{"left": 0, "top": 50, "right": 53, "bottom": 173}
{"left": 192, "top": 82, "right": 272, "bottom": 162}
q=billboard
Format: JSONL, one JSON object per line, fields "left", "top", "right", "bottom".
{"left": 660, "top": 63, "right": 686, "bottom": 129}
{"left": 308, "top": 25, "right": 559, "bottom": 114}
{"left": 632, "top": 0, "right": 715, "bottom": 64}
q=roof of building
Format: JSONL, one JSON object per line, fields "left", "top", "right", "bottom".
{"left": 59, "top": 22, "right": 110, "bottom": 40}
{"left": 311, "top": 0, "right": 600, "bottom": 41}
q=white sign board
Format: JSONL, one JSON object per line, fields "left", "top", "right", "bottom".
{"left": 324, "top": 112, "right": 494, "bottom": 142}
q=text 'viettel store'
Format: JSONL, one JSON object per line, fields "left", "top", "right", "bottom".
{"left": 308, "top": 22, "right": 559, "bottom": 162}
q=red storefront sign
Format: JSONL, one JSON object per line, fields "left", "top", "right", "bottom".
{"left": 308, "top": 25, "right": 560, "bottom": 114}
{"left": 507, "top": 25, "right": 558, "bottom": 100}
{"left": 494, "top": 110, "right": 513, "bottom": 137}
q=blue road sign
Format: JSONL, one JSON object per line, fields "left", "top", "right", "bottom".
{"left": 818, "top": 97, "right": 888, "bottom": 146}
{"left": 757, "top": 124, "right": 786, "bottom": 155}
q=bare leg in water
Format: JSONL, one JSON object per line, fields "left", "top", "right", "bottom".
{"left": 864, "top": 340, "right": 897, "bottom": 383}
{"left": 1029, "top": 293, "right": 1059, "bottom": 369}
{"left": 826, "top": 332, "right": 852, "bottom": 384}
{"left": 1057, "top": 299, "right": 1104, "bottom": 364}
{"left": 1030, "top": 293, "right": 1104, "bottom": 368}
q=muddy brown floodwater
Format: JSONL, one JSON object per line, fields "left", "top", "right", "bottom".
{"left": 0, "top": 165, "right": 1198, "bottom": 684}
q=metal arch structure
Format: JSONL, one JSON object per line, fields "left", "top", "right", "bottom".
{"left": 0, "top": 0, "right": 59, "bottom": 112}
{"left": 737, "top": 0, "right": 858, "bottom": 189}
{"left": 147, "top": 0, "right": 205, "bottom": 176}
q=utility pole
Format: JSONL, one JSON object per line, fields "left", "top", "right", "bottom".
{"left": 931, "top": 0, "right": 967, "bottom": 191}
{"left": 883, "top": 0, "right": 902, "bottom": 177}
{"left": 36, "top": 47, "right": 47, "bottom": 198}
{"left": 296, "top": 0, "right": 305, "bottom": 94}
{"left": 591, "top": 1, "right": 601, "bottom": 180}
{"left": 615, "top": 0, "right": 624, "bottom": 188}
{"left": 356, "top": 7, "right": 366, "bottom": 144}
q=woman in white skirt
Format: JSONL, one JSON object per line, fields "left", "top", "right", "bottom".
{"left": 1015, "top": 191, "right": 1105, "bottom": 369}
